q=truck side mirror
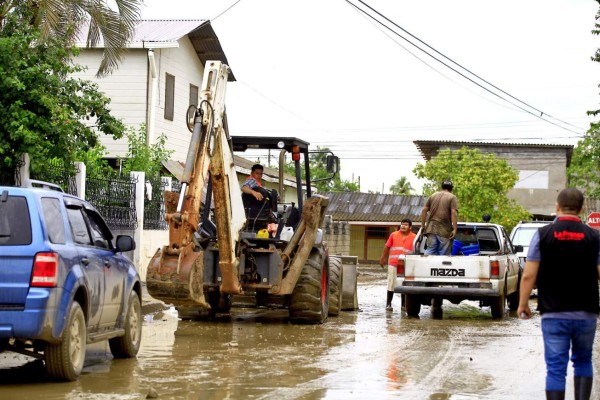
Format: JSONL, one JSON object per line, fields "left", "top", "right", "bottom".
{"left": 326, "top": 155, "right": 339, "bottom": 174}
{"left": 514, "top": 245, "right": 523, "bottom": 253}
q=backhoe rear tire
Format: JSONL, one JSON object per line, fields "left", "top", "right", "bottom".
{"left": 289, "top": 247, "right": 330, "bottom": 324}
{"left": 328, "top": 256, "right": 343, "bottom": 316}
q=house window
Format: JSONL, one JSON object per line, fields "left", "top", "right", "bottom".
{"left": 366, "top": 226, "right": 388, "bottom": 239}
{"left": 164, "top": 73, "right": 175, "bottom": 121}
{"left": 189, "top": 84, "right": 199, "bottom": 107}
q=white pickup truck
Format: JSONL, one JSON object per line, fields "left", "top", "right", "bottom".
{"left": 395, "top": 222, "right": 523, "bottom": 318}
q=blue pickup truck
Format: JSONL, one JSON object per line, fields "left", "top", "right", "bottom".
{"left": 0, "top": 182, "right": 142, "bottom": 381}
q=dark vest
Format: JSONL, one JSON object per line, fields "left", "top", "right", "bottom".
{"left": 537, "top": 216, "right": 600, "bottom": 315}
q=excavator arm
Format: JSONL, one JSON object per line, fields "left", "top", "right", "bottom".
{"left": 147, "top": 61, "right": 246, "bottom": 305}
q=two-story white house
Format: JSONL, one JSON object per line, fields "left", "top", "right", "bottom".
{"left": 74, "top": 19, "right": 235, "bottom": 163}
{"left": 74, "top": 19, "right": 304, "bottom": 207}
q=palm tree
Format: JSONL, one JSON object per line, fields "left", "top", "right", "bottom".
{"left": 1, "top": 0, "right": 142, "bottom": 76}
{"left": 389, "top": 176, "right": 414, "bottom": 195}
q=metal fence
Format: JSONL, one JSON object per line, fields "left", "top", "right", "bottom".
{"left": 144, "top": 177, "right": 168, "bottom": 230}
{"left": 30, "top": 160, "right": 79, "bottom": 196}
{"left": 86, "top": 172, "right": 138, "bottom": 230}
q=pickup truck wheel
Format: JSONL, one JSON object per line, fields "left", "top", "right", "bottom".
{"left": 404, "top": 294, "right": 420, "bottom": 317}
{"left": 491, "top": 292, "right": 506, "bottom": 318}
{"left": 109, "top": 292, "right": 142, "bottom": 358}
{"left": 45, "top": 301, "right": 86, "bottom": 381}
{"left": 289, "top": 247, "right": 330, "bottom": 324}
{"left": 328, "top": 256, "right": 343, "bottom": 316}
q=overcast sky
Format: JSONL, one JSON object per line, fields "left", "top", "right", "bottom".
{"left": 141, "top": 0, "right": 600, "bottom": 193}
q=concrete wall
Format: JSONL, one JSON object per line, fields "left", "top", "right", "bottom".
{"left": 503, "top": 147, "right": 567, "bottom": 216}
{"left": 323, "top": 216, "right": 351, "bottom": 256}
{"left": 139, "top": 230, "right": 169, "bottom": 282}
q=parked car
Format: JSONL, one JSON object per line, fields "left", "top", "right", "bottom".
{"left": 0, "top": 181, "right": 142, "bottom": 381}
{"left": 509, "top": 220, "right": 552, "bottom": 264}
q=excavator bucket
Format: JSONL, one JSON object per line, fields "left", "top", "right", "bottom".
{"left": 146, "top": 242, "right": 210, "bottom": 308}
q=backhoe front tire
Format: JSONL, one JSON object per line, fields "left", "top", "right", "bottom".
{"left": 328, "top": 256, "right": 343, "bottom": 316}
{"left": 289, "top": 247, "right": 330, "bottom": 324}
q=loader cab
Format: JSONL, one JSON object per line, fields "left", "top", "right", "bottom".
{"left": 232, "top": 136, "right": 314, "bottom": 210}
{"left": 231, "top": 136, "right": 338, "bottom": 239}
{"left": 231, "top": 137, "right": 339, "bottom": 203}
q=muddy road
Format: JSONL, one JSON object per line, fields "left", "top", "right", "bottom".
{"left": 1, "top": 266, "right": 600, "bottom": 399}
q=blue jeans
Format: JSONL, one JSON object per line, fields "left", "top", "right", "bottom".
{"left": 542, "top": 318, "right": 597, "bottom": 391}
{"left": 424, "top": 235, "right": 452, "bottom": 255}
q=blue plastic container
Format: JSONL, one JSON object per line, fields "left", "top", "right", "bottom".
{"left": 462, "top": 243, "right": 480, "bottom": 256}
{"left": 451, "top": 240, "right": 463, "bottom": 255}
{"left": 451, "top": 240, "right": 480, "bottom": 256}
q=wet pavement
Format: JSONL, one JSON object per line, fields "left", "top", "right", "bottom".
{"left": 1, "top": 266, "right": 600, "bottom": 399}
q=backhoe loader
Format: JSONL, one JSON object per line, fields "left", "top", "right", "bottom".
{"left": 146, "top": 61, "right": 357, "bottom": 323}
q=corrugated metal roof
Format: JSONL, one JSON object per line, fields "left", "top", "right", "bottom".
{"left": 76, "top": 19, "right": 235, "bottom": 80}
{"left": 321, "top": 192, "right": 427, "bottom": 223}
{"left": 414, "top": 140, "right": 573, "bottom": 164}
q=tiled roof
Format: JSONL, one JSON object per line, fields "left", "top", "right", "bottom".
{"left": 321, "top": 192, "right": 427, "bottom": 223}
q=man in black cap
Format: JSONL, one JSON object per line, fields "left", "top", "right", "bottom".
{"left": 420, "top": 180, "right": 458, "bottom": 255}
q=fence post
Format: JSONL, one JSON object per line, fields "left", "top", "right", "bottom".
{"left": 74, "top": 162, "right": 86, "bottom": 199}
{"left": 19, "top": 153, "right": 30, "bottom": 185}
{"left": 132, "top": 171, "right": 145, "bottom": 275}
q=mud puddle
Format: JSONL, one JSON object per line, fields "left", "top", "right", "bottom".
{"left": 1, "top": 267, "right": 599, "bottom": 399}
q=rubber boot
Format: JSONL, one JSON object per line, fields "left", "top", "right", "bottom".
{"left": 574, "top": 376, "right": 593, "bottom": 400}
{"left": 545, "top": 390, "right": 565, "bottom": 400}
{"left": 386, "top": 291, "right": 394, "bottom": 311}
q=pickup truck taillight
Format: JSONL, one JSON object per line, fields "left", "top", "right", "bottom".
{"left": 31, "top": 253, "right": 59, "bottom": 287}
{"left": 490, "top": 260, "right": 500, "bottom": 278}
{"left": 396, "top": 258, "right": 405, "bottom": 277}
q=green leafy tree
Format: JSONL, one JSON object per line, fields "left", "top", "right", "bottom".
{"left": 413, "top": 147, "right": 530, "bottom": 231}
{"left": 389, "top": 176, "right": 414, "bottom": 195}
{"left": 73, "top": 143, "right": 114, "bottom": 178}
{"left": 567, "top": 123, "right": 600, "bottom": 197}
{"left": 120, "top": 126, "right": 174, "bottom": 178}
{"left": 0, "top": 15, "right": 125, "bottom": 185}
{"left": 1, "top": 0, "right": 142, "bottom": 76}
{"left": 588, "top": 1, "right": 600, "bottom": 117}
{"left": 568, "top": 4, "right": 600, "bottom": 197}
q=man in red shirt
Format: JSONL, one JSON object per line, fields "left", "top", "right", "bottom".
{"left": 379, "top": 219, "right": 416, "bottom": 311}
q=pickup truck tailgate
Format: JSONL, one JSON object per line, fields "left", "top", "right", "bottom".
{"left": 405, "top": 255, "right": 491, "bottom": 282}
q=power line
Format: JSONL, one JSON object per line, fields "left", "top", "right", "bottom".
{"left": 346, "top": 0, "right": 586, "bottom": 136}
{"left": 211, "top": 0, "right": 243, "bottom": 21}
